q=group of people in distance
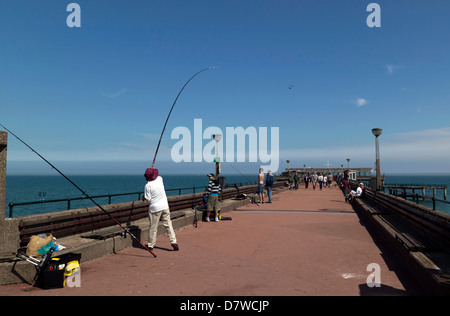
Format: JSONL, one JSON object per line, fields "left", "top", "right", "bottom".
{"left": 286, "top": 169, "right": 365, "bottom": 203}
{"left": 288, "top": 172, "right": 337, "bottom": 191}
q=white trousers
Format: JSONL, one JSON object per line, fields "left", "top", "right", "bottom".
{"left": 148, "top": 208, "right": 177, "bottom": 248}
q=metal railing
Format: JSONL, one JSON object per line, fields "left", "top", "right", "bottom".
{"left": 7, "top": 182, "right": 257, "bottom": 218}
{"left": 384, "top": 183, "right": 447, "bottom": 187}
{"left": 16, "top": 181, "right": 278, "bottom": 246}
{"left": 387, "top": 187, "right": 450, "bottom": 211}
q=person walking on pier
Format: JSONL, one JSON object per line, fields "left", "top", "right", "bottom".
{"left": 266, "top": 170, "right": 274, "bottom": 203}
{"left": 328, "top": 173, "right": 334, "bottom": 189}
{"left": 294, "top": 173, "right": 299, "bottom": 190}
{"left": 144, "top": 168, "right": 179, "bottom": 251}
{"left": 206, "top": 173, "right": 221, "bottom": 222}
{"left": 312, "top": 172, "right": 318, "bottom": 190}
{"left": 304, "top": 173, "right": 309, "bottom": 189}
{"left": 318, "top": 173, "right": 324, "bottom": 190}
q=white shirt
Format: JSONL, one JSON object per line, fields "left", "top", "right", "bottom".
{"left": 351, "top": 187, "right": 363, "bottom": 197}
{"left": 144, "top": 176, "right": 169, "bottom": 213}
{"left": 356, "top": 187, "right": 363, "bottom": 196}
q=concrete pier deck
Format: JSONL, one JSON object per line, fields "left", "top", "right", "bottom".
{"left": 0, "top": 187, "right": 426, "bottom": 296}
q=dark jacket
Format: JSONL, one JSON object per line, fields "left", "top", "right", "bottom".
{"left": 266, "top": 174, "right": 274, "bottom": 188}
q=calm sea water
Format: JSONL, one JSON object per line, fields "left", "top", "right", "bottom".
{"left": 3, "top": 174, "right": 257, "bottom": 218}
{"left": 382, "top": 174, "right": 450, "bottom": 214}
{"left": 3, "top": 174, "right": 450, "bottom": 217}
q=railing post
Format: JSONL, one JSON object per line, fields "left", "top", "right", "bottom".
{"left": 8, "top": 203, "right": 13, "bottom": 218}
{"left": 0, "top": 131, "right": 20, "bottom": 254}
{"left": 0, "top": 132, "right": 6, "bottom": 219}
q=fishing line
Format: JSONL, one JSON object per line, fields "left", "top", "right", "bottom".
{"left": 227, "top": 164, "right": 255, "bottom": 186}
{"left": 226, "top": 164, "right": 261, "bottom": 206}
{"left": 151, "top": 66, "right": 218, "bottom": 168}
{"left": 0, "top": 123, "right": 157, "bottom": 258}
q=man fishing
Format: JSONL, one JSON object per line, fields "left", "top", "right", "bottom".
{"left": 143, "top": 168, "right": 179, "bottom": 251}
{"left": 1, "top": 67, "right": 217, "bottom": 258}
{"left": 205, "top": 173, "right": 221, "bottom": 222}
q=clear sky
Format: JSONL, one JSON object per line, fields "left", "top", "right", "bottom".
{"left": 1, "top": 0, "right": 449, "bottom": 175}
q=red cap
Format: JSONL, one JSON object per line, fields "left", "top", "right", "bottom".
{"left": 144, "top": 168, "right": 159, "bottom": 181}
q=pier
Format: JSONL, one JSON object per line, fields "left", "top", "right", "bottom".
{"left": 1, "top": 132, "right": 449, "bottom": 296}
{"left": 0, "top": 185, "right": 435, "bottom": 296}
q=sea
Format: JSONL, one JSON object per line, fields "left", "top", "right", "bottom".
{"left": 3, "top": 174, "right": 450, "bottom": 218}
{"left": 3, "top": 174, "right": 258, "bottom": 218}
{"left": 382, "top": 174, "right": 450, "bottom": 215}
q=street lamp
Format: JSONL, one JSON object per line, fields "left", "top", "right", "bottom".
{"left": 372, "top": 128, "right": 383, "bottom": 190}
{"left": 286, "top": 160, "right": 290, "bottom": 177}
{"left": 213, "top": 134, "right": 222, "bottom": 179}
{"left": 346, "top": 158, "right": 350, "bottom": 169}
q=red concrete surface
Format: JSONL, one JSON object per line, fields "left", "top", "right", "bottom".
{"left": 0, "top": 187, "right": 425, "bottom": 296}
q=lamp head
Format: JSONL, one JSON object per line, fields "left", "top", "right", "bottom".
{"left": 212, "top": 134, "right": 222, "bottom": 142}
{"left": 372, "top": 128, "right": 383, "bottom": 137}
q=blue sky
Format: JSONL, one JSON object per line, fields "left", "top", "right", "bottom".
{"left": 1, "top": 0, "right": 450, "bottom": 175}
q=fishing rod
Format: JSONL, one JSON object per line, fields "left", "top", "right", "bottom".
{"left": 227, "top": 164, "right": 256, "bottom": 186}
{"left": 227, "top": 164, "right": 261, "bottom": 206}
{"left": 151, "top": 66, "right": 218, "bottom": 228}
{"left": 151, "top": 66, "right": 218, "bottom": 168}
{"left": 0, "top": 124, "right": 157, "bottom": 258}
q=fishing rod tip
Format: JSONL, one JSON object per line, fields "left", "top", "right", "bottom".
{"left": 209, "top": 66, "right": 219, "bottom": 69}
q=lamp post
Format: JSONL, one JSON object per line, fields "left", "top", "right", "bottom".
{"left": 346, "top": 158, "right": 350, "bottom": 169}
{"left": 372, "top": 128, "right": 383, "bottom": 190}
{"left": 213, "top": 134, "right": 222, "bottom": 180}
{"left": 286, "top": 160, "right": 290, "bottom": 178}
{"left": 0, "top": 131, "right": 7, "bottom": 223}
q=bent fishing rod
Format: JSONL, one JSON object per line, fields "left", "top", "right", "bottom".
{"left": 151, "top": 66, "right": 218, "bottom": 168}
{"left": 0, "top": 124, "right": 157, "bottom": 258}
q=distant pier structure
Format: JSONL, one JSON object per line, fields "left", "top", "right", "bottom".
{"left": 277, "top": 167, "right": 376, "bottom": 182}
